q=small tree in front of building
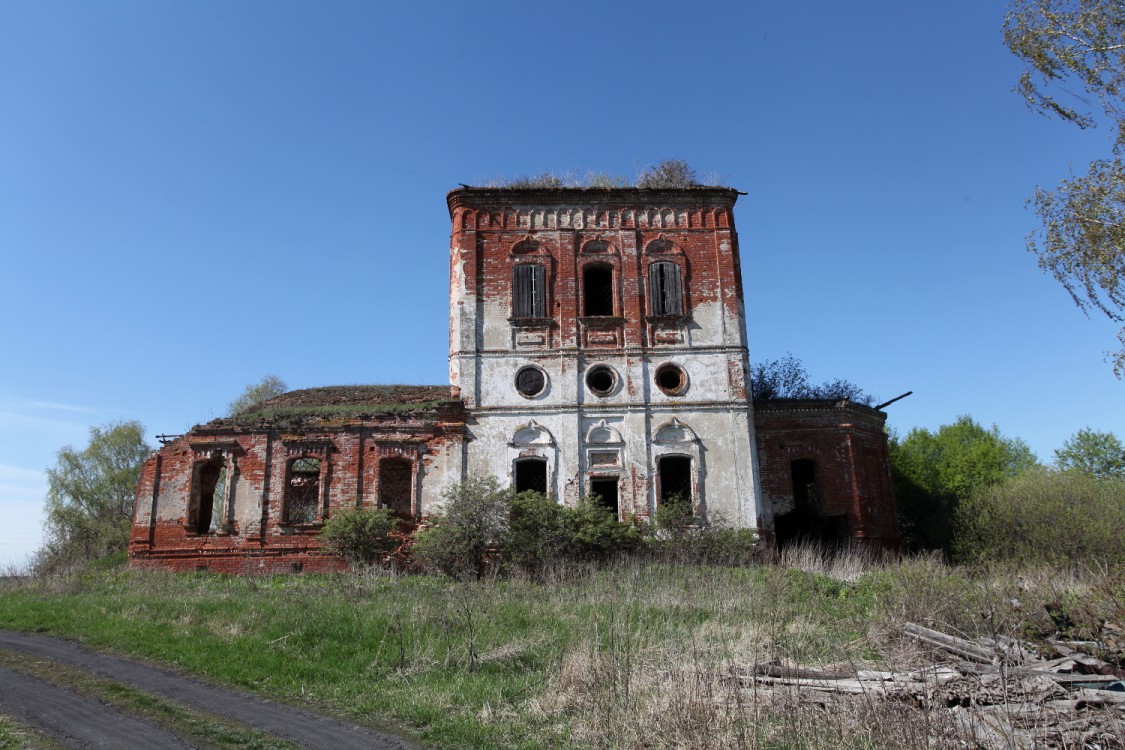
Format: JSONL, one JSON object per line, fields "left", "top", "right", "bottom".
{"left": 411, "top": 476, "right": 511, "bottom": 579}
{"left": 505, "top": 490, "right": 569, "bottom": 576}
{"left": 320, "top": 506, "right": 403, "bottom": 567}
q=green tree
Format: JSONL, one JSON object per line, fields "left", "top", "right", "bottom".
{"left": 226, "top": 375, "right": 287, "bottom": 416}
{"left": 40, "top": 420, "right": 153, "bottom": 571}
{"left": 750, "top": 353, "right": 873, "bottom": 404}
{"left": 1054, "top": 426, "right": 1125, "bottom": 477}
{"left": 1005, "top": 0, "right": 1125, "bottom": 375}
{"left": 889, "top": 416, "right": 1038, "bottom": 551}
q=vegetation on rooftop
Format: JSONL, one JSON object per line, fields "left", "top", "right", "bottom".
{"left": 224, "top": 402, "right": 447, "bottom": 428}
{"left": 216, "top": 384, "right": 454, "bottom": 428}
{"left": 476, "top": 159, "right": 724, "bottom": 190}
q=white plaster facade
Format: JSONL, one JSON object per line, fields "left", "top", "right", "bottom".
{"left": 446, "top": 188, "right": 764, "bottom": 528}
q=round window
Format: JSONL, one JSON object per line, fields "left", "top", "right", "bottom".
{"left": 655, "top": 363, "right": 687, "bottom": 395}
{"left": 585, "top": 365, "right": 617, "bottom": 397}
{"left": 515, "top": 366, "right": 547, "bottom": 398}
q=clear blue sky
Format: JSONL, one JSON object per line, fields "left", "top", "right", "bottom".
{"left": 2, "top": 1, "right": 1121, "bottom": 565}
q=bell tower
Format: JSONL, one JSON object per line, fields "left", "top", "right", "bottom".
{"left": 447, "top": 186, "right": 762, "bottom": 526}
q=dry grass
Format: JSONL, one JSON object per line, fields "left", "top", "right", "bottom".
{"left": 3, "top": 543, "right": 1122, "bottom": 750}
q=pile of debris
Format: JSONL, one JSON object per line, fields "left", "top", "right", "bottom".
{"left": 728, "top": 622, "right": 1124, "bottom": 749}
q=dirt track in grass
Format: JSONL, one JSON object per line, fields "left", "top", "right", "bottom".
{"left": 0, "top": 630, "right": 421, "bottom": 749}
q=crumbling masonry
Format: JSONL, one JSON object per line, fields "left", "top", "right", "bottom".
{"left": 130, "top": 186, "right": 900, "bottom": 573}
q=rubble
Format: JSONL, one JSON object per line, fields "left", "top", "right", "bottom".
{"left": 728, "top": 622, "right": 1125, "bottom": 749}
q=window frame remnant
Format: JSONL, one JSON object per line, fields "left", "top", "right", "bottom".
{"left": 648, "top": 261, "right": 684, "bottom": 317}
{"left": 284, "top": 456, "right": 322, "bottom": 526}
{"left": 589, "top": 476, "right": 620, "bottom": 517}
{"left": 658, "top": 455, "right": 693, "bottom": 511}
{"left": 514, "top": 457, "right": 548, "bottom": 495}
{"left": 513, "top": 263, "right": 547, "bottom": 319}
{"left": 585, "top": 365, "right": 617, "bottom": 397}
{"left": 190, "top": 455, "right": 228, "bottom": 535}
{"left": 514, "top": 365, "right": 547, "bottom": 398}
{"left": 655, "top": 363, "right": 688, "bottom": 395}
{"left": 582, "top": 264, "right": 615, "bottom": 317}
{"left": 378, "top": 457, "right": 414, "bottom": 518}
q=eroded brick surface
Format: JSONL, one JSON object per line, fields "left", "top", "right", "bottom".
{"left": 130, "top": 396, "right": 466, "bottom": 573}
{"left": 131, "top": 186, "right": 900, "bottom": 572}
{"left": 754, "top": 400, "right": 900, "bottom": 549}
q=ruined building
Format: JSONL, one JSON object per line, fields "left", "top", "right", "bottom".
{"left": 130, "top": 186, "right": 899, "bottom": 572}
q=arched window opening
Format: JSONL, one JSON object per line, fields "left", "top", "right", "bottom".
{"left": 285, "top": 457, "right": 321, "bottom": 525}
{"left": 658, "top": 456, "right": 692, "bottom": 511}
{"left": 583, "top": 265, "right": 614, "bottom": 317}
{"left": 513, "top": 264, "right": 546, "bottom": 318}
{"left": 192, "top": 457, "right": 227, "bottom": 534}
{"left": 648, "top": 262, "right": 683, "bottom": 316}
{"left": 379, "top": 458, "right": 413, "bottom": 518}
{"left": 590, "top": 477, "right": 619, "bottom": 517}
{"left": 514, "top": 458, "right": 548, "bottom": 494}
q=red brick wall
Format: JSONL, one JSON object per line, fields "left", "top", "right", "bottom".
{"left": 129, "top": 405, "right": 464, "bottom": 573}
{"left": 448, "top": 188, "right": 749, "bottom": 402}
{"left": 754, "top": 400, "right": 900, "bottom": 548}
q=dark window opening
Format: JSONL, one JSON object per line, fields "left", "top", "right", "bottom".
{"left": 513, "top": 264, "right": 546, "bottom": 318}
{"left": 514, "top": 458, "right": 548, "bottom": 494}
{"left": 583, "top": 266, "right": 614, "bottom": 317}
{"left": 655, "top": 363, "right": 687, "bottom": 395}
{"left": 590, "top": 477, "right": 619, "bottom": 517}
{"left": 192, "top": 457, "right": 227, "bottom": 534}
{"left": 658, "top": 456, "right": 692, "bottom": 510}
{"left": 515, "top": 366, "right": 546, "bottom": 397}
{"left": 648, "top": 262, "right": 684, "bottom": 316}
{"left": 773, "top": 458, "right": 848, "bottom": 547}
{"left": 586, "top": 366, "right": 616, "bottom": 397}
{"left": 285, "top": 457, "right": 320, "bottom": 525}
{"left": 379, "top": 458, "right": 413, "bottom": 518}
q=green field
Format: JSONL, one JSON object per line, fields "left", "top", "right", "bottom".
{"left": 1, "top": 551, "right": 1120, "bottom": 749}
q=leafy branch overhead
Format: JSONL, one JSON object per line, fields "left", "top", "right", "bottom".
{"left": 1005, "top": 0, "right": 1125, "bottom": 375}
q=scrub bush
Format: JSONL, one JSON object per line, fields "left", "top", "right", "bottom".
{"left": 319, "top": 507, "right": 402, "bottom": 566}
{"left": 955, "top": 468, "right": 1125, "bottom": 565}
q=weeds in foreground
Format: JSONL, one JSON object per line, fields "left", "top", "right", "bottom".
{"left": 1, "top": 547, "right": 1121, "bottom": 750}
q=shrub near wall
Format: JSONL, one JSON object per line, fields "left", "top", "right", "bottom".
{"left": 320, "top": 507, "right": 403, "bottom": 566}
{"left": 954, "top": 468, "right": 1125, "bottom": 565}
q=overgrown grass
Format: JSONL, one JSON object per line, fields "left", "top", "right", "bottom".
{"left": 0, "top": 551, "right": 1120, "bottom": 749}
{"left": 0, "top": 714, "right": 64, "bottom": 750}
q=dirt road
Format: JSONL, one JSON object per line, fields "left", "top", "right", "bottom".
{"left": 0, "top": 630, "right": 421, "bottom": 749}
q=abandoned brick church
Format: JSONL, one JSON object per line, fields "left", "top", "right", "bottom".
{"left": 129, "top": 185, "right": 900, "bottom": 572}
